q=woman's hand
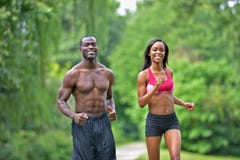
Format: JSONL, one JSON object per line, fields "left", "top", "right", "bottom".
{"left": 184, "top": 102, "right": 195, "bottom": 111}
{"left": 155, "top": 75, "right": 165, "bottom": 90}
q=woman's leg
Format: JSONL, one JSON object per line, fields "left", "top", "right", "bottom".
{"left": 164, "top": 129, "right": 181, "bottom": 160}
{"left": 146, "top": 136, "right": 162, "bottom": 160}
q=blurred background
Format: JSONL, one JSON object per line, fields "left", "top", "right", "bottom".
{"left": 0, "top": 0, "right": 239, "bottom": 159}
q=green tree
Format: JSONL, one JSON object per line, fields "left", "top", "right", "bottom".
{"left": 0, "top": 0, "right": 129, "bottom": 159}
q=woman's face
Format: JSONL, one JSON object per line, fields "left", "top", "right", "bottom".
{"left": 148, "top": 41, "right": 165, "bottom": 63}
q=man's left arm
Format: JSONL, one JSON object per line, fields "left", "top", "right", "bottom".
{"left": 107, "top": 96, "right": 116, "bottom": 121}
{"left": 106, "top": 69, "right": 117, "bottom": 121}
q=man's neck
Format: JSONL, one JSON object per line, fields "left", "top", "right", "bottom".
{"left": 81, "top": 59, "right": 97, "bottom": 69}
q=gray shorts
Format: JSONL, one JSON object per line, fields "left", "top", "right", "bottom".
{"left": 145, "top": 112, "right": 180, "bottom": 137}
{"left": 72, "top": 113, "right": 116, "bottom": 160}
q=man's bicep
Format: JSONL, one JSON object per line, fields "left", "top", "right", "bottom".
{"left": 106, "top": 84, "right": 113, "bottom": 99}
{"left": 107, "top": 71, "right": 114, "bottom": 98}
{"left": 58, "top": 74, "right": 75, "bottom": 101}
{"left": 58, "top": 85, "right": 72, "bottom": 101}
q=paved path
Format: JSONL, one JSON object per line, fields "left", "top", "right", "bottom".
{"left": 116, "top": 141, "right": 147, "bottom": 160}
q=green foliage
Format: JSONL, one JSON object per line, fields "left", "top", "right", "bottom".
{"left": 0, "top": 0, "right": 71, "bottom": 159}
{"left": 0, "top": 130, "right": 72, "bottom": 160}
{"left": 0, "top": 0, "right": 127, "bottom": 159}
{"left": 112, "top": 119, "right": 140, "bottom": 144}
{"left": 0, "top": 0, "right": 69, "bottom": 135}
{"left": 172, "top": 59, "right": 240, "bottom": 154}
{"left": 1, "top": 0, "right": 240, "bottom": 158}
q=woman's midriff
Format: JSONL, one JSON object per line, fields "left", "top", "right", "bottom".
{"left": 148, "top": 93, "right": 174, "bottom": 115}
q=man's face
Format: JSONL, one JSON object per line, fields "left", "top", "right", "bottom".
{"left": 80, "top": 37, "right": 98, "bottom": 60}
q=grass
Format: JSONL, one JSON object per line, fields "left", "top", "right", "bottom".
{"left": 137, "top": 148, "right": 240, "bottom": 160}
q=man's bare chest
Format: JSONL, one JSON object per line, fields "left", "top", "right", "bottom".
{"left": 75, "top": 72, "right": 109, "bottom": 93}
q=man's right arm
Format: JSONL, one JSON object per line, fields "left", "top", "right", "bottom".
{"left": 56, "top": 71, "right": 76, "bottom": 119}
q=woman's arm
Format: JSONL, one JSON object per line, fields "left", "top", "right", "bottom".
{"left": 174, "top": 96, "right": 195, "bottom": 111}
{"left": 137, "top": 71, "right": 158, "bottom": 108}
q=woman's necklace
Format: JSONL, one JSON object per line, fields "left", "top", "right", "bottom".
{"left": 152, "top": 69, "right": 166, "bottom": 81}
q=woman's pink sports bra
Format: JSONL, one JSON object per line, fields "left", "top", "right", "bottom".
{"left": 146, "top": 68, "right": 174, "bottom": 94}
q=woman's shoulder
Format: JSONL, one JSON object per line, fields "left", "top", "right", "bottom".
{"left": 165, "top": 67, "right": 173, "bottom": 77}
{"left": 138, "top": 69, "right": 148, "bottom": 76}
{"left": 165, "top": 67, "right": 173, "bottom": 72}
{"left": 138, "top": 69, "right": 148, "bottom": 81}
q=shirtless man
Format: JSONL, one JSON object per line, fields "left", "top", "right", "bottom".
{"left": 57, "top": 35, "right": 116, "bottom": 160}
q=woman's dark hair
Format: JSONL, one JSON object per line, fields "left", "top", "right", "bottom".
{"left": 141, "top": 39, "right": 169, "bottom": 71}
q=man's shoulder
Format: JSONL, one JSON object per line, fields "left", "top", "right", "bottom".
{"left": 97, "top": 63, "right": 114, "bottom": 82}
{"left": 64, "top": 64, "right": 82, "bottom": 77}
{"left": 97, "top": 63, "right": 113, "bottom": 73}
{"left": 97, "top": 63, "right": 107, "bottom": 69}
{"left": 70, "top": 63, "right": 88, "bottom": 72}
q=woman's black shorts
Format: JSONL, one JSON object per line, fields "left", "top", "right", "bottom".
{"left": 145, "top": 112, "right": 180, "bottom": 137}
